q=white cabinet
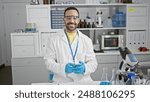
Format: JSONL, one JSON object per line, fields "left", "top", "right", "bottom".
{"left": 127, "top": 5, "right": 148, "bottom": 29}
{"left": 126, "top": 4, "right": 149, "bottom": 52}
{"left": 26, "top": 5, "right": 50, "bottom": 30}
{"left": 135, "top": 53, "right": 150, "bottom": 62}
{"left": 12, "top": 57, "right": 49, "bottom": 85}
{"left": 26, "top": 4, "right": 149, "bottom": 52}
{"left": 11, "top": 33, "right": 40, "bottom": 58}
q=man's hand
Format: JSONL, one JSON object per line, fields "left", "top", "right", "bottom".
{"left": 65, "top": 63, "right": 75, "bottom": 74}
{"left": 73, "top": 61, "right": 85, "bottom": 74}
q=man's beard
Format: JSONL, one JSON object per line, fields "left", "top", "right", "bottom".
{"left": 65, "top": 23, "right": 78, "bottom": 32}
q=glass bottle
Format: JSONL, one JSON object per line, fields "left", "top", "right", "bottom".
{"left": 92, "top": 22, "right": 95, "bottom": 28}
{"left": 93, "top": 39, "right": 100, "bottom": 52}
{"left": 43, "top": 0, "right": 48, "bottom": 4}
{"left": 83, "top": 19, "right": 87, "bottom": 28}
{"left": 100, "top": 68, "right": 111, "bottom": 85}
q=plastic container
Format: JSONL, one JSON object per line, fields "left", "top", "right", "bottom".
{"left": 104, "top": 17, "right": 112, "bottom": 27}
{"left": 112, "top": 12, "right": 126, "bottom": 27}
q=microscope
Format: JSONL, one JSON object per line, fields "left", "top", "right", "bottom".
{"left": 117, "top": 47, "right": 143, "bottom": 84}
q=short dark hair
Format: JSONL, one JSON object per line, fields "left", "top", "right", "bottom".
{"left": 64, "top": 7, "right": 79, "bottom": 16}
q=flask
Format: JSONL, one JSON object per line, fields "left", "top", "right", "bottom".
{"left": 100, "top": 68, "right": 111, "bottom": 85}
{"left": 110, "top": 69, "right": 116, "bottom": 85}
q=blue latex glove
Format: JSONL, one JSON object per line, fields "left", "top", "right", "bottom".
{"left": 73, "top": 61, "right": 85, "bottom": 74}
{"left": 65, "top": 63, "right": 75, "bottom": 74}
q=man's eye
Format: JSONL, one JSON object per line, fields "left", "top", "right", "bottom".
{"left": 65, "top": 16, "right": 79, "bottom": 20}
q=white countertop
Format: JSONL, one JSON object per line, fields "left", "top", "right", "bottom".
{"left": 32, "top": 81, "right": 100, "bottom": 85}
{"left": 95, "top": 51, "right": 150, "bottom": 56}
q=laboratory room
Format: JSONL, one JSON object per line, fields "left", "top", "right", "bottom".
{"left": 0, "top": 0, "right": 150, "bottom": 85}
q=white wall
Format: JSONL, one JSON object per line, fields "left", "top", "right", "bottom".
{"left": 0, "top": 0, "right": 4, "bottom": 65}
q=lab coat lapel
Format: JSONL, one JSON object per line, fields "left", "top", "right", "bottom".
{"left": 61, "top": 30, "right": 68, "bottom": 44}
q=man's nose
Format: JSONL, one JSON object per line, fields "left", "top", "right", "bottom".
{"left": 68, "top": 18, "right": 75, "bottom": 23}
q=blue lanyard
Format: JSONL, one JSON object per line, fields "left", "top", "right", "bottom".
{"left": 65, "top": 31, "right": 79, "bottom": 64}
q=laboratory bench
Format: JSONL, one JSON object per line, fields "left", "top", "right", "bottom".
{"left": 11, "top": 51, "right": 150, "bottom": 85}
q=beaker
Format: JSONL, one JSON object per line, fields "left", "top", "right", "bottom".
{"left": 100, "top": 68, "right": 111, "bottom": 85}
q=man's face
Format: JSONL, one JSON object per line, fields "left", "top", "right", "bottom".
{"left": 64, "top": 10, "right": 80, "bottom": 32}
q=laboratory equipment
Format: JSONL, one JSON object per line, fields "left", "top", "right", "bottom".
{"left": 117, "top": 47, "right": 142, "bottom": 84}
{"left": 25, "top": 23, "right": 37, "bottom": 33}
{"left": 96, "top": 11, "right": 103, "bottom": 28}
{"left": 112, "top": 12, "right": 126, "bottom": 27}
{"left": 100, "top": 34, "right": 124, "bottom": 50}
{"left": 30, "top": 0, "right": 39, "bottom": 5}
{"left": 100, "top": 68, "right": 111, "bottom": 85}
{"left": 93, "top": 39, "right": 101, "bottom": 52}
{"left": 110, "top": 68, "right": 117, "bottom": 85}
{"left": 49, "top": 71, "right": 54, "bottom": 83}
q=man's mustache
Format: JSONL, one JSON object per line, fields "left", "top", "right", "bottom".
{"left": 67, "top": 23, "right": 76, "bottom": 25}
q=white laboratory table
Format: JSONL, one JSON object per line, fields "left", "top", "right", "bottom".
{"left": 32, "top": 81, "right": 100, "bottom": 85}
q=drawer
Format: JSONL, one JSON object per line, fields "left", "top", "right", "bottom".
{"left": 135, "top": 54, "right": 150, "bottom": 62}
{"left": 128, "top": 16, "right": 147, "bottom": 29}
{"left": 13, "top": 46, "right": 35, "bottom": 57}
{"left": 96, "top": 55, "right": 118, "bottom": 63}
{"left": 118, "top": 54, "right": 150, "bottom": 62}
{"left": 128, "top": 6, "right": 147, "bottom": 16}
{"left": 13, "top": 36, "right": 34, "bottom": 45}
{"left": 11, "top": 57, "right": 45, "bottom": 67}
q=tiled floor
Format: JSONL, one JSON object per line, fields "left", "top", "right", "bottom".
{"left": 0, "top": 66, "right": 12, "bottom": 85}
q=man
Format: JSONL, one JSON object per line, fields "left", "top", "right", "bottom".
{"left": 44, "top": 7, "right": 97, "bottom": 83}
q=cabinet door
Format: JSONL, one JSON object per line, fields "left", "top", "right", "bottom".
{"left": 12, "top": 66, "right": 49, "bottom": 85}
{"left": 127, "top": 6, "right": 147, "bottom": 30}
{"left": 135, "top": 54, "right": 150, "bottom": 62}
{"left": 26, "top": 5, "right": 50, "bottom": 29}
{"left": 91, "top": 63, "right": 118, "bottom": 81}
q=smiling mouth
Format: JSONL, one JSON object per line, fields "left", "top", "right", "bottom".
{"left": 68, "top": 23, "right": 75, "bottom": 25}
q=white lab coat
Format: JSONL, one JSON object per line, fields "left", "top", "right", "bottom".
{"left": 44, "top": 29, "right": 97, "bottom": 83}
